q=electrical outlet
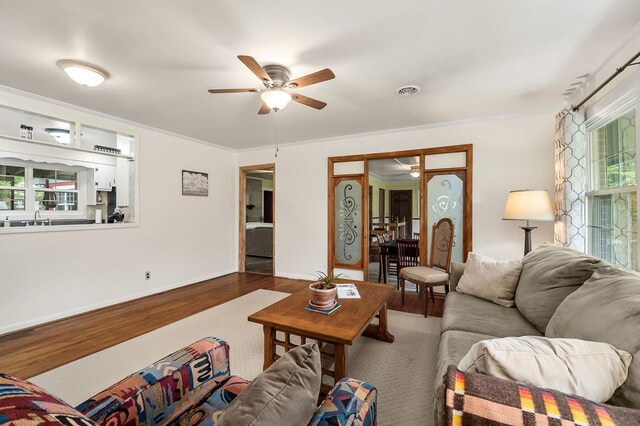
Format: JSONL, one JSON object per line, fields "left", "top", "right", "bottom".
{"left": 145, "top": 271, "right": 151, "bottom": 280}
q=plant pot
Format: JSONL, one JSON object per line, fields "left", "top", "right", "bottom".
{"left": 309, "top": 282, "right": 337, "bottom": 308}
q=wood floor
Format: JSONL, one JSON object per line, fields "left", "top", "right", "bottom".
{"left": 0, "top": 273, "right": 444, "bottom": 379}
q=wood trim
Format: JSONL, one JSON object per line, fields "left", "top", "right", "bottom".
{"left": 328, "top": 144, "right": 472, "bottom": 163}
{"left": 239, "top": 163, "right": 276, "bottom": 273}
{"left": 419, "top": 154, "right": 427, "bottom": 266}
{"left": 327, "top": 159, "right": 334, "bottom": 274}
{"left": 363, "top": 160, "right": 369, "bottom": 281}
{"left": 466, "top": 146, "right": 473, "bottom": 259}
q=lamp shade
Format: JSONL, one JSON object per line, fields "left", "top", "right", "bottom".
{"left": 503, "top": 190, "right": 554, "bottom": 221}
{"left": 260, "top": 89, "right": 292, "bottom": 112}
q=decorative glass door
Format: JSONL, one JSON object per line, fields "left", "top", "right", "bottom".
{"left": 426, "top": 171, "right": 466, "bottom": 263}
{"left": 333, "top": 177, "right": 364, "bottom": 267}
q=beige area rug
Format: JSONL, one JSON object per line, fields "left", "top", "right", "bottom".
{"left": 31, "top": 289, "right": 441, "bottom": 426}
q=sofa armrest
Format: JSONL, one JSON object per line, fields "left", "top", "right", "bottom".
{"left": 76, "top": 337, "right": 230, "bottom": 426}
{"left": 448, "top": 262, "right": 466, "bottom": 292}
{"left": 443, "top": 366, "right": 640, "bottom": 425}
{"left": 308, "top": 378, "right": 377, "bottom": 426}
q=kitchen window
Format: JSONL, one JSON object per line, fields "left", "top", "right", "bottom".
{"left": 0, "top": 161, "right": 84, "bottom": 215}
{"left": 587, "top": 106, "right": 637, "bottom": 270}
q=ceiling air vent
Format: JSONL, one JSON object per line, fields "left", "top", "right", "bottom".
{"left": 395, "top": 85, "right": 421, "bottom": 96}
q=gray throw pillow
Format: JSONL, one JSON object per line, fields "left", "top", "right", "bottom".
{"left": 514, "top": 243, "right": 601, "bottom": 333}
{"left": 456, "top": 252, "right": 522, "bottom": 307}
{"left": 546, "top": 266, "right": 640, "bottom": 408}
{"left": 216, "top": 342, "right": 321, "bottom": 426}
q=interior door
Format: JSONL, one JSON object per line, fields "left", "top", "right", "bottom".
{"left": 390, "top": 189, "right": 413, "bottom": 236}
{"left": 425, "top": 171, "right": 466, "bottom": 263}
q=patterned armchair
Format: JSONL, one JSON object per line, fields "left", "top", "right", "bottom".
{"left": 0, "top": 337, "right": 377, "bottom": 426}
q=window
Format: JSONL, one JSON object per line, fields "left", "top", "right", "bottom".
{"left": 587, "top": 107, "right": 637, "bottom": 270}
{"left": 0, "top": 161, "right": 83, "bottom": 214}
{"left": 0, "top": 165, "right": 26, "bottom": 211}
{"left": 33, "top": 168, "right": 78, "bottom": 211}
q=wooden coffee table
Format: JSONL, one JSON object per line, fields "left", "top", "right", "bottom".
{"left": 248, "top": 281, "right": 395, "bottom": 395}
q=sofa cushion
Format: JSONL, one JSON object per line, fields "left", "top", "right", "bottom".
{"left": 546, "top": 266, "right": 640, "bottom": 408}
{"left": 458, "top": 336, "right": 632, "bottom": 403}
{"left": 0, "top": 373, "right": 96, "bottom": 425}
{"left": 442, "top": 292, "right": 541, "bottom": 337}
{"left": 514, "top": 243, "right": 602, "bottom": 333}
{"left": 216, "top": 342, "right": 321, "bottom": 426}
{"left": 175, "top": 376, "right": 250, "bottom": 425}
{"left": 456, "top": 253, "right": 522, "bottom": 307}
{"left": 434, "top": 330, "right": 496, "bottom": 424}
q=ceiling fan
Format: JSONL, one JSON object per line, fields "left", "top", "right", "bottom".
{"left": 392, "top": 158, "right": 420, "bottom": 178}
{"left": 208, "top": 55, "right": 335, "bottom": 114}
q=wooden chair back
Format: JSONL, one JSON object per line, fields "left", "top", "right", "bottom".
{"left": 396, "top": 239, "right": 420, "bottom": 270}
{"left": 430, "top": 218, "right": 455, "bottom": 272}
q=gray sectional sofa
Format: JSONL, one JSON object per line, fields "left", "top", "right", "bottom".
{"left": 434, "top": 243, "right": 640, "bottom": 424}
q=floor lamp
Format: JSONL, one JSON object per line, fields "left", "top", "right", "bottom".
{"left": 502, "top": 190, "right": 555, "bottom": 256}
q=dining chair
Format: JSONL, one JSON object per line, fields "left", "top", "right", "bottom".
{"left": 399, "top": 218, "right": 455, "bottom": 317}
{"left": 395, "top": 239, "right": 419, "bottom": 289}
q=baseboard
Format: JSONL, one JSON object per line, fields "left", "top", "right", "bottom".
{"left": 0, "top": 269, "right": 236, "bottom": 336}
{"left": 275, "top": 272, "right": 316, "bottom": 281}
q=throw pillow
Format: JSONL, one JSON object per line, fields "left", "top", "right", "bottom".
{"left": 546, "top": 265, "right": 640, "bottom": 408}
{"left": 216, "top": 342, "right": 321, "bottom": 426}
{"left": 457, "top": 336, "right": 632, "bottom": 403}
{"left": 456, "top": 252, "right": 522, "bottom": 307}
{"left": 514, "top": 243, "right": 602, "bottom": 333}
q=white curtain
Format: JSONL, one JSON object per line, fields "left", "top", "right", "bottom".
{"left": 554, "top": 108, "right": 587, "bottom": 251}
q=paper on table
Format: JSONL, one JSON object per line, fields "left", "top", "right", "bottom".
{"left": 336, "top": 283, "right": 361, "bottom": 299}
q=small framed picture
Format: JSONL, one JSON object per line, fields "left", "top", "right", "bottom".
{"left": 182, "top": 170, "right": 209, "bottom": 196}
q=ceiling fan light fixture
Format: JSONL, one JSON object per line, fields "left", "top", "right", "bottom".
{"left": 45, "top": 128, "right": 71, "bottom": 145}
{"left": 260, "top": 89, "right": 292, "bottom": 112}
{"left": 410, "top": 166, "right": 420, "bottom": 178}
{"left": 57, "top": 59, "right": 109, "bottom": 87}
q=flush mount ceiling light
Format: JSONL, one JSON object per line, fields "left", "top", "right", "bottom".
{"left": 57, "top": 60, "right": 109, "bottom": 87}
{"left": 45, "top": 128, "right": 71, "bottom": 145}
{"left": 260, "top": 89, "right": 293, "bottom": 112}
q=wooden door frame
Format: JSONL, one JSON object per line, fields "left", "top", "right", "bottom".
{"left": 239, "top": 163, "right": 275, "bottom": 273}
{"left": 328, "top": 144, "right": 472, "bottom": 281}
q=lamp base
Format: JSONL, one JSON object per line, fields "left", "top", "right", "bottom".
{"left": 520, "top": 226, "right": 537, "bottom": 256}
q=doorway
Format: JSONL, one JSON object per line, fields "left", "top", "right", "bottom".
{"left": 389, "top": 190, "right": 413, "bottom": 237}
{"left": 239, "top": 164, "right": 275, "bottom": 275}
{"left": 328, "top": 145, "right": 472, "bottom": 285}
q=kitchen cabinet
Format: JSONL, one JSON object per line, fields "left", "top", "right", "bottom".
{"left": 94, "top": 165, "right": 116, "bottom": 191}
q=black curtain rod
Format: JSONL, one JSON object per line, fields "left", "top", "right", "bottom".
{"left": 572, "top": 50, "right": 640, "bottom": 112}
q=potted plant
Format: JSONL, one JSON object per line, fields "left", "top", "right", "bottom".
{"left": 308, "top": 271, "right": 343, "bottom": 308}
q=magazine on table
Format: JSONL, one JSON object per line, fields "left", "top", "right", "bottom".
{"left": 336, "top": 283, "right": 361, "bottom": 299}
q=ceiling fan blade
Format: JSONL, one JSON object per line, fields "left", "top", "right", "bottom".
{"left": 258, "top": 103, "right": 271, "bottom": 115}
{"left": 292, "top": 93, "right": 327, "bottom": 110}
{"left": 238, "top": 55, "right": 272, "bottom": 83}
{"left": 208, "top": 88, "right": 258, "bottom": 94}
{"left": 288, "top": 68, "right": 335, "bottom": 88}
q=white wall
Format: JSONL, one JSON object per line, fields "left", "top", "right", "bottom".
{"left": 239, "top": 112, "right": 556, "bottom": 280}
{"left": 0, "top": 88, "right": 238, "bottom": 334}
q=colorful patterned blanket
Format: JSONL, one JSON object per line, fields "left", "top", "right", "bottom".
{"left": 444, "top": 366, "right": 640, "bottom": 425}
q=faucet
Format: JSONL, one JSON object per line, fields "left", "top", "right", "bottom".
{"left": 34, "top": 210, "right": 41, "bottom": 225}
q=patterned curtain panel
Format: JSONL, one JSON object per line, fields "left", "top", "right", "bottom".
{"left": 554, "top": 108, "right": 587, "bottom": 251}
